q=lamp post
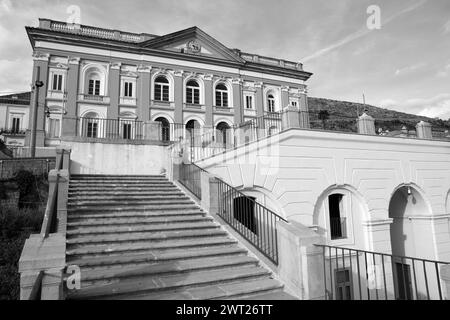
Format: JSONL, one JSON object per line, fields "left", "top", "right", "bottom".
{"left": 30, "top": 66, "right": 44, "bottom": 158}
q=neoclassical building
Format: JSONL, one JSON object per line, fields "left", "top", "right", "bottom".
{"left": 25, "top": 18, "right": 312, "bottom": 146}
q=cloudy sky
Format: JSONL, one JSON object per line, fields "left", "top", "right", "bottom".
{"left": 0, "top": 0, "right": 449, "bottom": 119}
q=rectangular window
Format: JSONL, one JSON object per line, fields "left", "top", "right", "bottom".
{"left": 335, "top": 269, "right": 353, "bottom": 300}
{"left": 87, "top": 122, "right": 98, "bottom": 138}
{"left": 329, "top": 194, "right": 346, "bottom": 240}
{"left": 186, "top": 88, "right": 200, "bottom": 104}
{"left": 291, "top": 101, "right": 298, "bottom": 107}
{"left": 122, "top": 123, "right": 132, "bottom": 139}
{"left": 48, "top": 118, "right": 61, "bottom": 138}
{"left": 155, "top": 84, "right": 169, "bottom": 102}
{"left": 216, "top": 91, "right": 228, "bottom": 107}
{"left": 124, "top": 82, "right": 133, "bottom": 97}
{"left": 52, "top": 74, "right": 63, "bottom": 91}
{"left": 246, "top": 96, "right": 253, "bottom": 109}
{"left": 88, "top": 80, "right": 101, "bottom": 95}
{"left": 12, "top": 117, "right": 20, "bottom": 133}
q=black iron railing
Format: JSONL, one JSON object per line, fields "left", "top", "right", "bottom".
{"left": 78, "top": 117, "right": 144, "bottom": 140}
{"left": 316, "top": 244, "right": 449, "bottom": 300}
{"left": 216, "top": 178, "right": 287, "bottom": 265}
{"left": 179, "top": 162, "right": 203, "bottom": 199}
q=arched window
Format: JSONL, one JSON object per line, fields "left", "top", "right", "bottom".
{"left": 154, "top": 117, "right": 170, "bottom": 141}
{"left": 81, "top": 112, "right": 100, "bottom": 138}
{"left": 186, "top": 119, "right": 201, "bottom": 146}
{"left": 328, "top": 194, "right": 347, "bottom": 240}
{"left": 87, "top": 73, "right": 101, "bottom": 96}
{"left": 215, "top": 83, "right": 228, "bottom": 107}
{"left": 154, "top": 76, "right": 170, "bottom": 102}
{"left": 216, "top": 121, "right": 231, "bottom": 146}
{"left": 267, "top": 94, "right": 275, "bottom": 113}
{"left": 186, "top": 80, "right": 200, "bottom": 104}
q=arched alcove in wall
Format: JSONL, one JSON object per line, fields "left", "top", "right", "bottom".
{"left": 313, "top": 185, "right": 369, "bottom": 247}
{"left": 446, "top": 190, "right": 450, "bottom": 214}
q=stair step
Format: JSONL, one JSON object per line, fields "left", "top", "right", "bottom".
{"left": 70, "top": 175, "right": 166, "bottom": 180}
{"left": 67, "top": 245, "right": 248, "bottom": 268}
{"left": 122, "top": 278, "right": 284, "bottom": 300}
{"left": 68, "top": 191, "right": 184, "bottom": 197}
{"left": 68, "top": 195, "right": 190, "bottom": 201}
{"left": 66, "top": 237, "right": 238, "bottom": 257}
{"left": 67, "top": 221, "right": 218, "bottom": 236}
{"left": 67, "top": 216, "right": 212, "bottom": 227}
{"left": 69, "top": 181, "right": 173, "bottom": 186}
{"left": 67, "top": 210, "right": 205, "bottom": 220}
{"left": 66, "top": 265, "right": 271, "bottom": 300}
{"left": 76, "top": 256, "right": 259, "bottom": 283}
{"left": 68, "top": 199, "right": 195, "bottom": 207}
{"left": 67, "top": 229, "right": 227, "bottom": 245}
{"left": 68, "top": 204, "right": 201, "bottom": 212}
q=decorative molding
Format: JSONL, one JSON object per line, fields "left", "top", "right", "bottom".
{"left": 137, "top": 64, "right": 151, "bottom": 73}
{"left": 32, "top": 52, "right": 50, "bottom": 62}
{"left": 254, "top": 82, "right": 264, "bottom": 89}
{"left": 361, "top": 219, "right": 393, "bottom": 227}
{"left": 281, "top": 86, "right": 290, "bottom": 92}
{"left": 173, "top": 69, "right": 184, "bottom": 77}
{"left": 68, "top": 57, "right": 81, "bottom": 65}
{"left": 203, "top": 74, "right": 214, "bottom": 81}
{"left": 232, "top": 78, "right": 243, "bottom": 85}
{"left": 120, "top": 71, "right": 138, "bottom": 78}
{"left": 50, "top": 62, "right": 69, "bottom": 70}
{"left": 110, "top": 62, "right": 122, "bottom": 70}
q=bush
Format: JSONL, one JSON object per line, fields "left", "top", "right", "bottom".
{"left": 0, "top": 206, "right": 45, "bottom": 300}
{"left": 13, "top": 170, "right": 45, "bottom": 209}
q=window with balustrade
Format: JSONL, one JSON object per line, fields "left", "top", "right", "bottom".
{"left": 154, "top": 76, "right": 170, "bottom": 102}
{"left": 215, "top": 83, "right": 228, "bottom": 107}
{"left": 186, "top": 80, "right": 200, "bottom": 104}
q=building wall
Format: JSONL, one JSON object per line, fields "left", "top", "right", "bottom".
{"left": 29, "top": 42, "right": 308, "bottom": 147}
{"left": 0, "top": 103, "right": 30, "bottom": 146}
{"left": 196, "top": 128, "right": 450, "bottom": 261}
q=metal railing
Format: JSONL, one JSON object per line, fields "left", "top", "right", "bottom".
{"left": 216, "top": 178, "right": 287, "bottom": 265}
{"left": 77, "top": 117, "right": 144, "bottom": 140}
{"left": 179, "top": 162, "right": 203, "bottom": 199}
{"left": 316, "top": 244, "right": 450, "bottom": 300}
{"left": 0, "top": 157, "right": 55, "bottom": 180}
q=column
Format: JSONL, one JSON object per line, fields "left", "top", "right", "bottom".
{"left": 107, "top": 62, "right": 121, "bottom": 120}
{"left": 281, "top": 86, "right": 289, "bottom": 109}
{"left": 26, "top": 52, "right": 49, "bottom": 147}
{"left": 255, "top": 82, "right": 264, "bottom": 118}
{"left": 416, "top": 121, "right": 432, "bottom": 139}
{"left": 137, "top": 65, "right": 151, "bottom": 122}
{"left": 62, "top": 57, "right": 80, "bottom": 137}
{"left": 299, "top": 86, "right": 310, "bottom": 129}
{"left": 204, "top": 74, "right": 214, "bottom": 128}
{"left": 357, "top": 113, "right": 376, "bottom": 135}
{"left": 232, "top": 78, "right": 243, "bottom": 125}
{"left": 173, "top": 70, "right": 184, "bottom": 124}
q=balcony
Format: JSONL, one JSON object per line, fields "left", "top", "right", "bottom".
{"left": 78, "top": 94, "right": 110, "bottom": 104}
{"left": 119, "top": 97, "right": 137, "bottom": 106}
{"left": 47, "top": 90, "right": 67, "bottom": 100}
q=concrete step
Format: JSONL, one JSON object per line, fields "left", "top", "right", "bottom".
{"left": 68, "top": 195, "right": 190, "bottom": 202}
{"left": 69, "top": 186, "right": 179, "bottom": 191}
{"left": 67, "top": 221, "right": 219, "bottom": 236}
{"left": 67, "top": 229, "right": 227, "bottom": 246}
{"left": 70, "top": 175, "right": 166, "bottom": 180}
{"left": 120, "top": 278, "right": 284, "bottom": 300}
{"left": 67, "top": 210, "right": 205, "bottom": 220}
{"left": 67, "top": 245, "right": 248, "bottom": 268}
{"left": 67, "top": 204, "right": 201, "bottom": 212}
{"left": 66, "top": 237, "right": 238, "bottom": 258}
{"left": 67, "top": 199, "right": 195, "bottom": 207}
{"left": 67, "top": 215, "right": 212, "bottom": 228}
{"left": 66, "top": 265, "right": 271, "bottom": 300}
{"left": 76, "top": 256, "right": 259, "bottom": 284}
{"left": 69, "top": 181, "right": 173, "bottom": 186}
{"left": 68, "top": 191, "right": 184, "bottom": 197}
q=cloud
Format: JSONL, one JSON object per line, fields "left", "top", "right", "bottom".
{"left": 302, "top": 0, "right": 428, "bottom": 62}
{"left": 380, "top": 94, "right": 450, "bottom": 120}
{"left": 436, "top": 63, "right": 450, "bottom": 78}
{"left": 394, "top": 63, "right": 427, "bottom": 76}
{"left": 444, "top": 19, "right": 450, "bottom": 34}
{"left": 0, "top": 0, "right": 12, "bottom": 15}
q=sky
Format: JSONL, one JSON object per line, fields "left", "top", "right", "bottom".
{"left": 0, "top": 0, "right": 449, "bottom": 119}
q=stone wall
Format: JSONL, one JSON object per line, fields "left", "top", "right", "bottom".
{"left": 0, "top": 158, "right": 56, "bottom": 180}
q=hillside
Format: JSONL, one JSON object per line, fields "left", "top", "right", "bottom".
{"left": 308, "top": 97, "right": 450, "bottom": 134}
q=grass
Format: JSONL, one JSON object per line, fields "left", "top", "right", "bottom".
{"left": 0, "top": 206, "right": 45, "bottom": 300}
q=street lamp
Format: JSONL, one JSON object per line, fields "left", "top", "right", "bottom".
{"left": 30, "top": 67, "right": 44, "bottom": 158}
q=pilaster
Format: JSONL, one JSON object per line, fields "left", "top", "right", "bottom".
{"left": 62, "top": 57, "right": 80, "bottom": 137}
{"left": 137, "top": 65, "right": 151, "bottom": 122}
{"left": 173, "top": 70, "right": 184, "bottom": 124}
{"left": 232, "top": 78, "right": 243, "bottom": 125}
{"left": 204, "top": 74, "right": 214, "bottom": 127}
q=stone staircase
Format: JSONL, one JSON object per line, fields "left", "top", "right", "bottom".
{"left": 64, "top": 174, "right": 294, "bottom": 300}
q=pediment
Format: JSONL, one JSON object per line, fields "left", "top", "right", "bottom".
{"left": 140, "top": 27, "right": 244, "bottom": 63}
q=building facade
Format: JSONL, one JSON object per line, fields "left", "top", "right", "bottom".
{"left": 0, "top": 92, "right": 30, "bottom": 147}
{"left": 25, "top": 19, "right": 312, "bottom": 146}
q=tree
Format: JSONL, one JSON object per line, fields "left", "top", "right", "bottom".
{"left": 318, "top": 110, "right": 330, "bottom": 129}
